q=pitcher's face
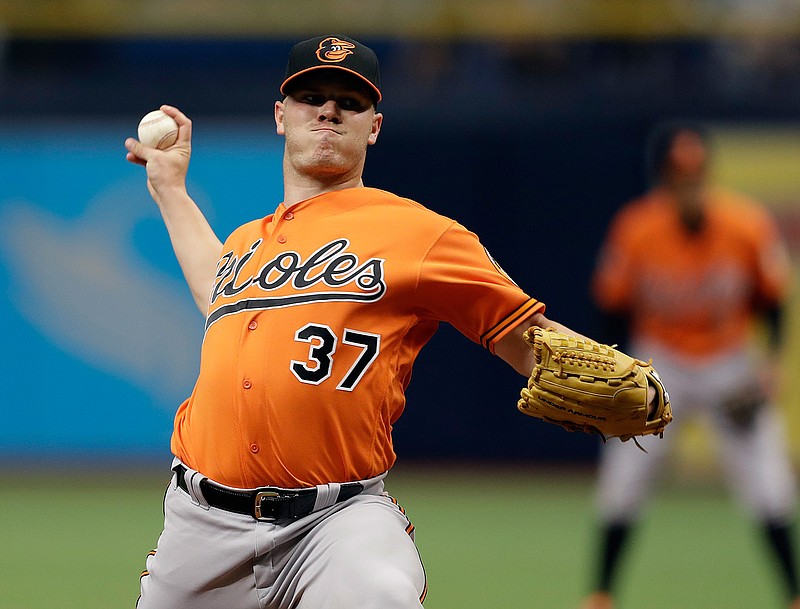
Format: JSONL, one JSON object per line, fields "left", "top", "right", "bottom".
{"left": 275, "top": 72, "right": 382, "bottom": 179}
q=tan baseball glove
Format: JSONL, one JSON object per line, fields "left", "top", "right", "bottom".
{"left": 517, "top": 327, "right": 672, "bottom": 444}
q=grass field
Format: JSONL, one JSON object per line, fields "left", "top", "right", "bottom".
{"left": 0, "top": 463, "right": 793, "bottom": 609}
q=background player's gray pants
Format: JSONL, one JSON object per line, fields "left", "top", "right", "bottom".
{"left": 595, "top": 341, "right": 797, "bottom": 523}
{"left": 137, "top": 469, "right": 427, "bottom": 609}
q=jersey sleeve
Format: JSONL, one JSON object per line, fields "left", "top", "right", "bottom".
{"left": 747, "top": 204, "right": 793, "bottom": 305}
{"left": 591, "top": 205, "right": 641, "bottom": 313}
{"left": 414, "top": 222, "right": 543, "bottom": 352}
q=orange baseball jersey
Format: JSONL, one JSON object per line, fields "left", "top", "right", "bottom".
{"left": 592, "top": 186, "right": 791, "bottom": 358}
{"left": 171, "top": 187, "right": 543, "bottom": 489}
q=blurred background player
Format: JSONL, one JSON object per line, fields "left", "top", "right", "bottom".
{"left": 580, "top": 123, "right": 800, "bottom": 609}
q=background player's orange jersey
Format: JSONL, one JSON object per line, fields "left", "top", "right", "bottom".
{"left": 172, "top": 187, "right": 542, "bottom": 488}
{"left": 592, "top": 186, "right": 791, "bottom": 359}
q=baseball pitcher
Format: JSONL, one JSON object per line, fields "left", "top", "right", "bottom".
{"left": 125, "top": 35, "right": 670, "bottom": 609}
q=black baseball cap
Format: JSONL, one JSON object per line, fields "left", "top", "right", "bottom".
{"left": 280, "top": 35, "right": 382, "bottom": 104}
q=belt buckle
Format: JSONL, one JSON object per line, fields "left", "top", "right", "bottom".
{"left": 254, "top": 490, "right": 281, "bottom": 521}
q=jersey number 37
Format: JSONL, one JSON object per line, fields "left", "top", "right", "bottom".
{"left": 290, "top": 323, "right": 380, "bottom": 392}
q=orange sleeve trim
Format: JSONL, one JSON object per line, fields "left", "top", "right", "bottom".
{"left": 480, "top": 298, "right": 544, "bottom": 351}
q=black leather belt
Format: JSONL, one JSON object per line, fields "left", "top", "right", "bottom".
{"left": 174, "top": 464, "right": 364, "bottom": 522}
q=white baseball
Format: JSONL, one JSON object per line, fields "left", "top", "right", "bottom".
{"left": 137, "top": 110, "right": 179, "bottom": 149}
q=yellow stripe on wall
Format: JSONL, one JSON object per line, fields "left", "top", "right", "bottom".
{"left": 2, "top": 0, "right": 800, "bottom": 40}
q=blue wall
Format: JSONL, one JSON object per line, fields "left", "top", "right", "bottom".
{"left": 0, "top": 120, "right": 283, "bottom": 463}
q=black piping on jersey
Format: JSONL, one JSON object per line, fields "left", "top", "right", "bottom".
{"left": 204, "top": 288, "right": 387, "bottom": 333}
{"left": 480, "top": 298, "right": 543, "bottom": 350}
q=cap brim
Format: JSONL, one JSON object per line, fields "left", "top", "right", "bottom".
{"left": 280, "top": 65, "right": 382, "bottom": 103}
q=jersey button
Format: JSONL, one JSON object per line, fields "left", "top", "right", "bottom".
{"left": 242, "top": 379, "right": 252, "bottom": 389}
{"left": 248, "top": 320, "right": 258, "bottom": 331}
{"left": 277, "top": 235, "right": 287, "bottom": 244}
{"left": 285, "top": 212, "right": 294, "bottom": 220}
{"left": 250, "top": 443, "right": 260, "bottom": 453}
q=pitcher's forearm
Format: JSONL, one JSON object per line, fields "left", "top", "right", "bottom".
{"left": 157, "top": 189, "right": 223, "bottom": 314}
{"left": 126, "top": 107, "right": 221, "bottom": 314}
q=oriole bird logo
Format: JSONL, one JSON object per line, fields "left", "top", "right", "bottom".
{"left": 316, "top": 37, "right": 355, "bottom": 63}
